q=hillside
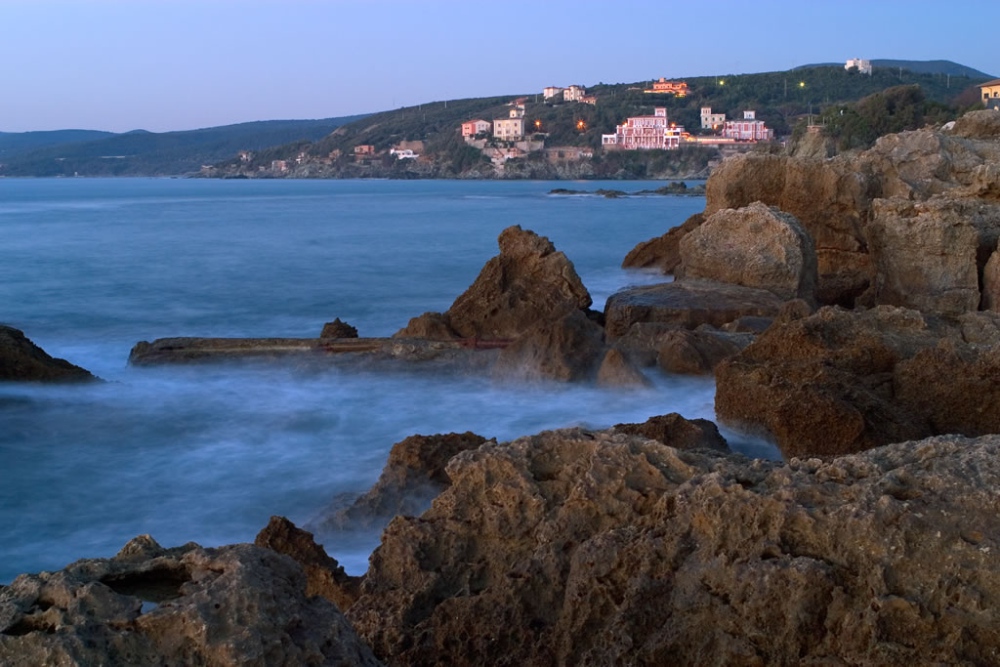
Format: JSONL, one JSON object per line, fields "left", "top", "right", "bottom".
{"left": 0, "top": 116, "right": 367, "bottom": 177}
{"left": 799, "top": 59, "right": 994, "bottom": 79}
{"left": 214, "top": 62, "right": 990, "bottom": 180}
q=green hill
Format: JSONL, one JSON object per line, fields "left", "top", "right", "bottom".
{"left": 0, "top": 130, "right": 115, "bottom": 160}
{"left": 0, "top": 116, "right": 367, "bottom": 176}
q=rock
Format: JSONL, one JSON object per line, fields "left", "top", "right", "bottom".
{"left": 677, "top": 202, "right": 818, "bottom": 302}
{"left": 656, "top": 328, "right": 751, "bottom": 375}
{"left": 493, "top": 310, "right": 606, "bottom": 382}
{"left": 254, "top": 516, "right": 361, "bottom": 611}
{"left": 0, "top": 536, "right": 382, "bottom": 667}
{"left": 944, "top": 108, "right": 1000, "bottom": 140}
{"left": 984, "top": 244, "right": 1000, "bottom": 311}
{"left": 0, "top": 325, "right": 97, "bottom": 382}
{"left": 720, "top": 315, "right": 774, "bottom": 333}
{"left": 346, "top": 428, "right": 1000, "bottom": 666}
{"left": 316, "top": 432, "right": 489, "bottom": 532}
{"left": 321, "top": 318, "right": 359, "bottom": 339}
{"left": 604, "top": 278, "right": 785, "bottom": 340}
{"left": 392, "top": 312, "right": 458, "bottom": 340}
{"left": 704, "top": 153, "right": 878, "bottom": 305}
{"left": 396, "top": 226, "right": 592, "bottom": 341}
{"left": 865, "top": 197, "right": 1000, "bottom": 315}
{"left": 612, "top": 413, "right": 729, "bottom": 452}
{"left": 620, "top": 213, "right": 704, "bottom": 274}
{"left": 595, "top": 347, "right": 652, "bottom": 388}
{"left": 714, "top": 305, "right": 1000, "bottom": 458}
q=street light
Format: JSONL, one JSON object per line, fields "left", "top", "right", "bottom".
{"left": 576, "top": 120, "right": 586, "bottom": 131}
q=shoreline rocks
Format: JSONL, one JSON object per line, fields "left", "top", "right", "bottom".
{"left": 0, "top": 325, "right": 97, "bottom": 382}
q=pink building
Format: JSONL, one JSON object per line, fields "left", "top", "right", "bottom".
{"left": 461, "top": 119, "right": 491, "bottom": 137}
{"left": 721, "top": 110, "right": 774, "bottom": 142}
{"left": 602, "top": 108, "right": 684, "bottom": 150}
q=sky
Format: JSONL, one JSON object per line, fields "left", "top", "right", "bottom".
{"left": 1, "top": 0, "right": 998, "bottom": 134}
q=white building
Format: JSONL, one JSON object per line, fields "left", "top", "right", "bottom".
{"left": 564, "top": 85, "right": 586, "bottom": 102}
{"left": 845, "top": 58, "right": 872, "bottom": 75}
{"left": 720, "top": 110, "right": 774, "bottom": 142}
{"left": 700, "top": 106, "right": 726, "bottom": 130}
{"left": 493, "top": 107, "right": 526, "bottom": 140}
{"left": 602, "top": 108, "right": 683, "bottom": 150}
{"left": 543, "top": 86, "right": 564, "bottom": 100}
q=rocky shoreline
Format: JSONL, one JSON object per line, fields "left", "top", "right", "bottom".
{"left": 3, "top": 110, "right": 1000, "bottom": 665}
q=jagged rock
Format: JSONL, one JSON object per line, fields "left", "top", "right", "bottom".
{"left": 715, "top": 305, "right": 1000, "bottom": 458}
{"left": 595, "top": 347, "right": 652, "bottom": 388}
{"left": 493, "top": 310, "right": 606, "bottom": 382}
{"left": 620, "top": 213, "right": 704, "bottom": 273}
{"left": 948, "top": 108, "right": 1000, "bottom": 140}
{"left": 704, "top": 153, "right": 878, "bottom": 305}
{"left": 392, "top": 312, "right": 458, "bottom": 340}
{"left": 984, "top": 243, "right": 1000, "bottom": 311}
{"left": 0, "top": 536, "right": 382, "bottom": 667}
{"left": 321, "top": 318, "right": 360, "bottom": 339}
{"left": 612, "top": 413, "right": 729, "bottom": 452}
{"left": 677, "top": 202, "right": 818, "bottom": 302}
{"left": 316, "top": 432, "right": 489, "bottom": 532}
{"left": 0, "top": 325, "right": 97, "bottom": 382}
{"left": 395, "top": 226, "right": 592, "bottom": 341}
{"left": 864, "top": 197, "right": 1000, "bottom": 315}
{"left": 604, "top": 278, "right": 784, "bottom": 340}
{"left": 347, "top": 428, "right": 1000, "bottom": 666}
{"left": 656, "top": 328, "right": 751, "bottom": 375}
{"left": 255, "top": 516, "right": 361, "bottom": 611}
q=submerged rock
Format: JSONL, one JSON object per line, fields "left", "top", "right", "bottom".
{"left": 0, "top": 536, "right": 382, "bottom": 666}
{"left": 347, "top": 428, "right": 1000, "bottom": 666}
{"left": 0, "top": 324, "right": 97, "bottom": 382}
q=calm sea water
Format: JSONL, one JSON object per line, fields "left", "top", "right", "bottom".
{"left": 0, "top": 178, "right": 776, "bottom": 583}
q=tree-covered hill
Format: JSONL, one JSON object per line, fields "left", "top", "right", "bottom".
{"left": 0, "top": 116, "right": 367, "bottom": 176}
{"left": 0, "top": 130, "right": 115, "bottom": 160}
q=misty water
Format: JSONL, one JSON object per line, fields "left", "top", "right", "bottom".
{"left": 0, "top": 178, "right": 777, "bottom": 583}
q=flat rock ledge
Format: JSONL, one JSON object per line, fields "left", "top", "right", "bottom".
{"left": 348, "top": 428, "right": 1000, "bottom": 666}
{"left": 0, "top": 536, "right": 382, "bottom": 667}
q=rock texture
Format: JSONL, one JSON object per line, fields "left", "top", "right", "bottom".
{"left": 677, "top": 202, "right": 818, "bottom": 303}
{"left": 656, "top": 328, "right": 751, "bottom": 375}
{"left": 0, "top": 325, "right": 96, "bottom": 382}
{"left": 715, "top": 305, "right": 1000, "bottom": 458}
{"left": 394, "top": 226, "right": 592, "bottom": 341}
{"left": 255, "top": 516, "right": 362, "bottom": 611}
{"left": 316, "top": 432, "right": 489, "bottom": 532}
{"left": 620, "top": 213, "right": 704, "bottom": 273}
{"left": 493, "top": 310, "right": 607, "bottom": 382}
{"left": 321, "top": 318, "right": 360, "bottom": 339}
{"left": 984, "top": 242, "right": 1000, "bottom": 311}
{"left": 612, "top": 413, "right": 729, "bottom": 452}
{"left": 0, "top": 535, "right": 382, "bottom": 667}
{"left": 604, "top": 279, "right": 784, "bottom": 339}
{"left": 346, "top": 428, "right": 1000, "bottom": 667}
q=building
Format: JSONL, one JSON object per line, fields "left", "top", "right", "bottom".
{"left": 390, "top": 148, "right": 418, "bottom": 159}
{"left": 646, "top": 78, "right": 689, "bottom": 96}
{"left": 461, "top": 119, "right": 492, "bottom": 137}
{"left": 980, "top": 79, "right": 1000, "bottom": 110}
{"left": 601, "top": 108, "right": 684, "bottom": 150}
{"left": 543, "top": 86, "right": 564, "bottom": 100}
{"left": 580, "top": 95, "right": 597, "bottom": 106}
{"left": 700, "top": 106, "right": 726, "bottom": 130}
{"left": 270, "top": 160, "right": 289, "bottom": 173}
{"left": 845, "top": 58, "right": 872, "bottom": 75}
{"left": 238, "top": 150, "right": 253, "bottom": 163}
{"left": 353, "top": 145, "right": 376, "bottom": 156}
{"left": 564, "top": 85, "right": 586, "bottom": 102}
{"left": 493, "top": 107, "right": 525, "bottom": 141}
{"left": 721, "top": 110, "right": 774, "bottom": 142}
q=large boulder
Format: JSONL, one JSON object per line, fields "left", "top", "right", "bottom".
{"left": 620, "top": 213, "right": 704, "bottom": 273}
{"left": 715, "top": 305, "right": 1000, "bottom": 458}
{"left": 395, "top": 226, "right": 592, "bottom": 341}
{"left": 656, "top": 328, "right": 751, "bottom": 375}
{"left": 347, "top": 427, "right": 1000, "bottom": 666}
{"left": 315, "top": 432, "right": 489, "bottom": 532}
{"left": 864, "top": 198, "right": 1000, "bottom": 315}
{"left": 0, "top": 325, "right": 96, "bottom": 382}
{"left": 604, "top": 278, "right": 784, "bottom": 340}
{"left": 0, "top": 535, "right": 382, "bottom": 667}
{"left": 704, "top": 153, "right": 878, "bottom": 305}
{"left": 677, "top": 202, "right": 818, "bottom": 302}
{"left": 612, "top": 413, "right": 729, "bottom": 452}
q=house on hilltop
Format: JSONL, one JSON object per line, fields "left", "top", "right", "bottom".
{"left": 602, "top": 108, "right": 684, "bottom": 150}
{"left": 493, "top": 107, "right": 525, "bottom": 141}
{"left": 646, "top": 78, "right": 689, "bottom": 96}
{"left": 701, "top": 107, "right": 726, "bottom": 130}
{"left": 980, "top": 79, "right": 1000, "bottom": 110}
{"left": 845, "top": 58, "right": 872, "bottom": 75}
{"left": 461, "top": 119, "right": 491, "bottom": 137}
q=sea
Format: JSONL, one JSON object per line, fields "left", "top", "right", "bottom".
{"left": 0, "top": 178, "right": 778, "bottom": 584}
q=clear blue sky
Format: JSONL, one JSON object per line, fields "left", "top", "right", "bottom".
{"left": 1, "top": 0, "right": 997, "bottom": 133}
